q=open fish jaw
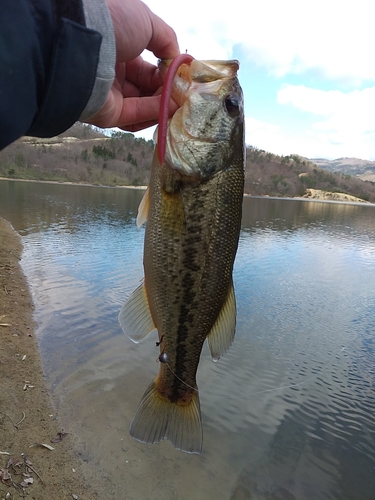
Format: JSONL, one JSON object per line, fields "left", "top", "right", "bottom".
{"left": 166, "top": 60, "right": 244, "bottom": 178}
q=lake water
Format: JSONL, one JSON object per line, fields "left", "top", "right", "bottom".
{"left": 0, "top": 179, "right": 374, "bottom": 499}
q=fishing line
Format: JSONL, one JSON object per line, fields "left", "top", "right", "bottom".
{"left": 164, "top": 346, "right": 346, "bottom": 400}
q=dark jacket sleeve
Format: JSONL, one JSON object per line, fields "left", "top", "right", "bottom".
{"left": 0, "top": 0, "right": 102, "bottom": 151}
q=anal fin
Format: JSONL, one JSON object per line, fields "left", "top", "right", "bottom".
{"left": 118, "top": 282, "right": 156, "bottom": 343}
{"left": 207, "top": 280, "right": 236, "bottom": 361}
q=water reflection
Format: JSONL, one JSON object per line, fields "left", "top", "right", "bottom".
{"left": 0, "top": 179, "right": 142, "bottom": 234}
{"left": 0, "top": 180, "right": 375, "bottom": 499}
{"left": 241, "top": 195, "right": 375, "bottom": 238}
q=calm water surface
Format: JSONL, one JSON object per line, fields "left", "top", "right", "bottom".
{"left": 1, "top": 179, "right": 374, "bottom": 499}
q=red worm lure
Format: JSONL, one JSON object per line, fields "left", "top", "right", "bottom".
{"left": 157, "top": 54, "right": 194, "bottom": 165}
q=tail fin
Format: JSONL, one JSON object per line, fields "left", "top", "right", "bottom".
{"left": 129, "top": 380, "right": 202, "bottom": 454}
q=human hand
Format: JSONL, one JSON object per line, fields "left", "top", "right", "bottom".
{"left": 87, "top": 0, "right": 180, "bottom": 132}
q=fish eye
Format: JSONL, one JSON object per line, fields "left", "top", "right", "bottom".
{"left": 224, "top": 95, "right": 240, "bottom": 117}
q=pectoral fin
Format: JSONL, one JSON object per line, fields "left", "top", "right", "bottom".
{"left": 118, "top": 282, "right": 156, "bottom": 343}
{"left": 207, "top": 281, "right": 236, "bottom": 361}
{"left": 136, "top": 187, "right": 150, "bottom": 228}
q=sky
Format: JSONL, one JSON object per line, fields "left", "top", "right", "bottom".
{"left": 134, "top": 0, "right": 375, "bottom": 161}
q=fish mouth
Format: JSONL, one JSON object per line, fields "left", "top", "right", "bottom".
{"left": 159, "top": 58, "right": 240, "bottom": 106}
{"left": 157, "top": 57, "right": 241, "bottom": 166}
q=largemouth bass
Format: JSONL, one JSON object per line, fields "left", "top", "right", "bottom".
{"left": 119, "top": 57, "right": 244, "bottom": 454}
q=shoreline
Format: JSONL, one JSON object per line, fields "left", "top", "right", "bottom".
{"left": 0, "top": 176, "right": 148, "bottom": 191}
{"left": 1, "top": 177, "right": 374, "bottom": 206}
{"left": 0, "top": 218, "right": 98, "bottom": 499}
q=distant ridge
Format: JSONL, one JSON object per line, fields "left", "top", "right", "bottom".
{"left": 311, "top": 157, "right": 375, "bottom": 181}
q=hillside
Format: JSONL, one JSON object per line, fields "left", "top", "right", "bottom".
{"left": 245, "top": 149, "right": 375, "bottom": 202}
{"left": 311, "top": 157, "right": 375, "bottom": 182}
{"left": 1, "top": 123, "right": 375, "bottom": 203}
{"left": 0, "top": 123, "right": 154, "bottom": 187}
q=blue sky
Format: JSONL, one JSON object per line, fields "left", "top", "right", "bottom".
{"left": 135, "top": 0, "right": 375, "bottom": 160}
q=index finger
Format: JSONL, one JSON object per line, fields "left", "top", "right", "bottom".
{"left": 147, "top": 13, "right": 180, "bottom": 60}
{"left": 116, "top": 94, "right": 178, "bottom": 128}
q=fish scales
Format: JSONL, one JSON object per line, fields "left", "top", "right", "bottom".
{"left": 145, "top": 160, "right": 243, "bottom": 401}
{"left": 119, "top": 58, "right": 244, "bottom": 453}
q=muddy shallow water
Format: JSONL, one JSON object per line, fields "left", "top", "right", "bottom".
{"left": 1, "top": 179, "right": 374, "bottom": 499}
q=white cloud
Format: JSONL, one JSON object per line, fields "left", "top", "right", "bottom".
{"left": 245, "top": 117, "right": 279, "bottom": 147}
{"left": 245, "top": 116, "right": 318, "bottom": 158}
{"left": 278, "top": 86, "right": 346, "bottom": 116}
{"left": 277, "top": 85, "right": 375, "bottom": 157}
{"left": 143, "top": 0, "right": 375, "bottom": 84}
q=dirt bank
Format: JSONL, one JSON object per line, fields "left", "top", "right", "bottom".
{"left": 0, "top": 218, "right": 98, "bottom": 500}
{"left": 301, "top": 188, "right": 370, "bottom": 203}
